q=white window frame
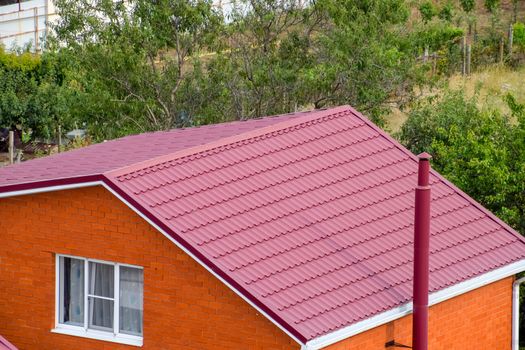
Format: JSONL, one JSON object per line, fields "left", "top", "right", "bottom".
{"left": 52, "top": 254, "right": 143, "bottom": 347}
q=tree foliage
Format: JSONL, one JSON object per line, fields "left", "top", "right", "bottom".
{"left": 438, "top": 2, "right": 454, "bottom": 22}
{"left": 46, "top": 0, "right": 461, "bottom": 134}
{"left": 419, "top": 1, "right": 437, "bottom": 23}
{"left": 513, "top": 22, "right": 525, "bottom": 52}
{"left": 0, "top": 47, "right": 78, "bottom": 139}
{"left": 398, "top": 90, "right": 525, "bottom": 233}
{"left": 51, "top": 0, "right": 222, "bottom": 139}
{"left": 0, "top": 0, "right": 467, "bottom": 140}
{"left": 484, "top": 0, "right": 500, "bottom": 14}
{"left": 459, "top": 0, "right": 475, "bottom": 13}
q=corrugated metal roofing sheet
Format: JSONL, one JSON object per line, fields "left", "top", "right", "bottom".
{"left": 1, "top": 105, "right": 524, "bottom": 342}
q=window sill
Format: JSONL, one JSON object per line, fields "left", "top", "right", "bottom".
{"left": 51, "top": 326, "right": 143, "bottom": 347}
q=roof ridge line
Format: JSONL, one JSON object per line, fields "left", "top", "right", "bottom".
{"left": 105, "top": 106, "right": 352, "bottom": 179}
{"left": 344, "top": 105, "right": 525, "bottom": 246}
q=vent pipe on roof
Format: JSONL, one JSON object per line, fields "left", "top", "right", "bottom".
{"left": 412, "top": 153, "right": 432, "bottom": 350}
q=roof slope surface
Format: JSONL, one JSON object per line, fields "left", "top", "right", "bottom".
{"left": 0, "top": 112, "right": 301, "bottom": 189}
{"left": 1, "top": 106, "right": 524, "bottom": 343}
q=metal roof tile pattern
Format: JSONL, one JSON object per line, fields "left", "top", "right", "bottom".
{"left": 102, "top": 106, "right": 525, "bottom": 340}
{"left": 2, "top": 106, "right": 525, "bottom": 343}
{"left": 0, "top": 112, "right": 303, "bottom": 188}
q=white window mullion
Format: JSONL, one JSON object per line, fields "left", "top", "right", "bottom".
{"left": 84, "top": 258, "right": 89, "bottom": 331}
{"left": 114, "top": 264, "right": 120, "bottom": 335}
{"left": 55, "top": 255, "right": 60, "bottom": 328}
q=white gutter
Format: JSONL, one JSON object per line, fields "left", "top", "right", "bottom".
{"left": 0, "top": 181, "right": 101, "bottom": 199}
{"left": 2, "top": 183, "right": 525, "bottom": 349}
{"left": 513, "top": 276, "right": 525, "bottom": 350}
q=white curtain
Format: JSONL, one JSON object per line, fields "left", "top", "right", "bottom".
{"left": 88, "top": 262, "right": 114, "bottom": 331}
{"left": 60, "top": 257, "right": 84, "bottom": 326}
{"left": 119, "top": 266, "right": 143, "bottom": 336}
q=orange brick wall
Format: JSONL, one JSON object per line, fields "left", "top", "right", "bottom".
{"left": 0, "top": 186, "right": 298, "bottom": 350}
{"left": 325, "top": 276, "right": 513, "bottom": 350}
{"left": 0, "top": 186, "right": 514, "bottom": 350}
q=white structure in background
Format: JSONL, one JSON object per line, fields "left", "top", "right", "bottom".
{"left": 0, "top": 0, "right": 56, "bottom": 51}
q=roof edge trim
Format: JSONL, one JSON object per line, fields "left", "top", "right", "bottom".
{"left": 305, "top": 258, "right": 525, "bottom": 350}
{"left": 0, "top": 175, "right": 103, "bottom": 198}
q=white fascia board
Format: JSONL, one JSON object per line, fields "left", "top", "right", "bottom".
{"left": 305, "top": 259, "right": 525, "bottom": 350}
{"left": 0, "top": 181, "right": 102, "bottom": 199}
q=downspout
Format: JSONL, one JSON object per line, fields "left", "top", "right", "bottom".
{"left": 512, "top": 276, "right": 525, "bottom": 350}
{"left": 413, "top": 153, "right": 432, "bottom": 350}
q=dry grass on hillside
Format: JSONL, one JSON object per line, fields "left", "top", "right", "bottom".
{"left": 385, "top": 65, "right": 525, "bottom": 132}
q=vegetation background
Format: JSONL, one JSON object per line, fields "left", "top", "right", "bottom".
{"left": 0, "top": 0, "right": 524, "bottom": 259}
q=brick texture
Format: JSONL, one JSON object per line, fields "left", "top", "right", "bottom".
{"left": 0, "top": 186, "right": 514, "bottom": 350}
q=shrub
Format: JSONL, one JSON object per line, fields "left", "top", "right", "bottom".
{"left": 419, "top": 1, "right": 437, "bottom": 23}
{"left": 513, "top": 22, "right": 525, "bottom": 52}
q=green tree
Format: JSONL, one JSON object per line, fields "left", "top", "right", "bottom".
{"left": 398, "top": 89, "right": 525, "bottom": 234}
{"left": 197, "top": 0, "right": 322, "bottom": 121}
{"left": 459, "top": 0, "right": 475, "bottom": 13}
{"left": 438, "top": 2, "right": 454, "bottom": 23}
{"left": 484, "top": 0, "right": 500, "bottom": 13}
{"left": 0, "top": 47, "right": 78, "bottom": 140}
{"left": 419, "top": 1, "right": 437, "bottom": 23}
{"left": 513, "top": 22, "right": 525, "bottom": 52}
{"left": 51, "top": 0, "right": 222, "bottom": 139}
{"left": 296, "top": 0, "right": 417, "bottom": 123}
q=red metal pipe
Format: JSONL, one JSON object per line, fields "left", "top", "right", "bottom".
{"left": 413, "top": 152, "right": 432, "bottom": 350}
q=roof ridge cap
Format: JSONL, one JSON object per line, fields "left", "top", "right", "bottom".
{"left": 105, "top": 106, "right": 352, "bottom": 179}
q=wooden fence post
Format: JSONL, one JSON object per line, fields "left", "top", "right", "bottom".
{"left": 466, "top": 44, "right": 471, "bottom": 75}
{"left": 57, "top": 125, "right": 62, "bottom": 153}
{"left": 431, "top": 53, "right": 437, "bottom": 76}
{"left": 462, "top": 36, "right": 467, "bottom": 75}
{"left": 499, "top": 36, "right": 504, "bottom": 64}
{"left": 8, "top": 130, "right": 14, "bottom": 165}
{"left": 508, "top": 24, "right": 514, "bottom": 56}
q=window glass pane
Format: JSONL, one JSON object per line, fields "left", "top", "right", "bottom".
{"left": 119, "top": 267, "right": 143, "bottom": 336}
{"left": 88, "top": 262, "right": 114, "bottom": 298}
{"left": 88, "top": 297, "right": 114, "bottom": 331}
{"left": 59, "top": 257, "right": 84, "bottom": 326}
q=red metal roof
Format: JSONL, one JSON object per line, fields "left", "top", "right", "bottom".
{"left": 1, "top": 106, "right": 524, "bottom": 343}
{"left": 0, "top": 336, "right": 17, "bottom": 350}
{"left": 0, "top": 112, "right": 301, "bottom": 191}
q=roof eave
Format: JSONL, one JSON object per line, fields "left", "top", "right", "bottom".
{"left": 0, "top": 175, "right": 104, "bottom": 199}
{"left": 304, "top": 258, "right": 525, "bottom": 349}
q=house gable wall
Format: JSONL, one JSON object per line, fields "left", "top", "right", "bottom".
{"left": 0, "top": 186, "right": 298, "bottom": 350}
